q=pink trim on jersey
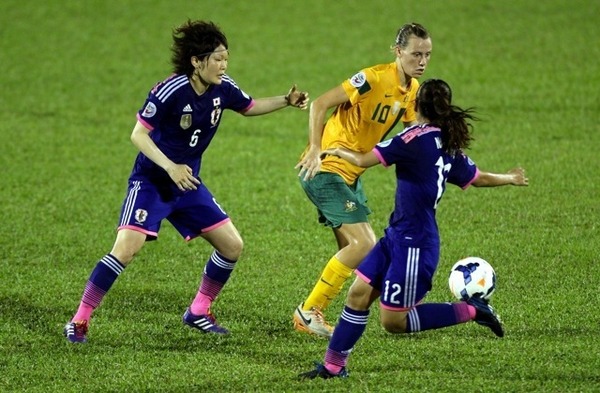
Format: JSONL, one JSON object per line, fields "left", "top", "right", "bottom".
{"left": 462, "top": 168, "right": 480, "bottom": 190}
{"left": 372, "top": 148, "right": 389, "bottom": 167}
{"left": 136, "top": 113, "right": 154, "bottom": 131}
{"left": 239, "top": 99, "right": 256, "bottom": 113}
{"left": 185, "top": 218, "right": 232, "bottom": 242}
{"left": 118, "top": 225, "right": 158, "bottom": 238}
{"left": 400, "top": 125, "right": 439, "bottom": 144}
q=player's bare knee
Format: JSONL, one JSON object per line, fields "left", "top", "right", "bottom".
{"left": 362, "top": 235, "right": 376, "bottom": 252}
{"left": 218, "top": 237, "right": 243, "bottom": 261}
{"left": 110, "top": 248, "right": 137, "bottom": 265}
{"left": 381, "top": 319, "right": 407, "bottom": 334}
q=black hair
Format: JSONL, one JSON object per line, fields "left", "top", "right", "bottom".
{"left": 170, "top": 20, "right": 228, "bottom": 76}
{"left": 416, "top": 79, "right": 476, "bottom": 153}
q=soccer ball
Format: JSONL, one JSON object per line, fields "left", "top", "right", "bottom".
{"left": 448, "top": 257, "right": 496, "bottom": 301}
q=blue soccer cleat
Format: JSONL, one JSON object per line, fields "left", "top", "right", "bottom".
{"left": 183, "top": 308, "right": 229, "bottom": 335}
{"left": 298, "top": 362, "right": 348, "bottom": 380}
{"left": 466, "top": 295, "right": 505, "bottom": 337}
{"left": 64, "top": 320, "right": 89, "bottom": 343}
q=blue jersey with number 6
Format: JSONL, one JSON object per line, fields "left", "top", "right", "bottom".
{"left": 373, "top": 124, "right": 479, "bottom": 247}
{"left": 132, "top": 73, "right": 254, "bottom": 187}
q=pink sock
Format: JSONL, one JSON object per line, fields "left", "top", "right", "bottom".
{"left": 324, "top": 362, "right": 343, "bottom": 375}
{"left": 72, "top": 303, "right": 94, "bottom": 322}
{"left": 461, "top": 303, "right": 477, "bottom": 321}
{"left": 190, "top": 292, "right": 212, "bottom": 315}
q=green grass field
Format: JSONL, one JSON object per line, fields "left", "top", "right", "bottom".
{"left": 1, "top": 0, "right": 599, "bottom": 391}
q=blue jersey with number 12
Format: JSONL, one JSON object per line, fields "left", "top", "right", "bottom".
{"left": 373, "top": 124, "right": 479, "bottom": 248}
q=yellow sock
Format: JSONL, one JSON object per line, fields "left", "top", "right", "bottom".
{"left": 303, "top": 256, "right": 353, "bottom": 311}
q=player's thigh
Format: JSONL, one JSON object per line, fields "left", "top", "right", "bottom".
{"left": 110, "top": 228, "right": 147, "bottom": 264}
{"left": 335, "top": 222, "right": 376, "bottom": 248}
{"left": 346, "top": 276, "right": 381, "bottom": 311}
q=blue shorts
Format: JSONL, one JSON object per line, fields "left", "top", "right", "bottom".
{"left": 356, "top": 229, "right": 440, "bottom": 311}
{"left": 117, "top": 180, "right": 229, "bottom": 241}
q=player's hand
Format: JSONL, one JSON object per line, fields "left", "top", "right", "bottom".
{"left": 166, "top": 164, "right": 201, "bottom": 191}
{"left": 295, "top": 146, "right": 321, "bottom": 181}
{"left": 286, "top": 84, "right": 309, "bottom": 110}
{"left": 508, "top": 167, "right": 529, "bottom": 186}
{"left": 320, "top": 148, "right": 338, "bottom": 158}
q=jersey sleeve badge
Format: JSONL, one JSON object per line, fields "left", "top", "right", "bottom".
{"left": 349, "top": 71, "right": 371, "bottom": 95}
{"left": 142, "top": 102, "right": 157, "bottom": 118}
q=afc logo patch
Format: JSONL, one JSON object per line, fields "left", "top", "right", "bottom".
{"left": 349, "top": 71, "right": 366, "bottom": 88}
{"left": 142, "top": 102, "right": 157, "bottom": 118}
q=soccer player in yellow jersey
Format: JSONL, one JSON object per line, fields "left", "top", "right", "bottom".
{"left": 294, "top": 23, "right": 432, "bottom": 338}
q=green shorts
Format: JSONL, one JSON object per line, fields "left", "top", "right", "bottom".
{"left": 300, "top": 172, "right": 371, "bottom": 228}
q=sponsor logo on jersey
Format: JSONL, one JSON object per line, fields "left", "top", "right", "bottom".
{"left": 142, "top": 102, "right": 157, "bottom": 118}
{"left": 183, "top": 104, "right": 193, "bottom": 112}
{"left": 134, "top": 209, "right": 148, "bottom": 224}
{"left": 349, "top": 71, "right": 366, "bottom": 88}
{"left": 180, "top": 114, "right": 192, "bottom": 129}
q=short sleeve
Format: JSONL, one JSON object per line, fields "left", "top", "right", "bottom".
{"left": 341, "top": 68, "right": 376, "bottom": 105}
{"left": 448, "top": 152, "right": 478, "bottom": 189}
{"left": 373, "top": 133, "right": 416, "bottom": 167}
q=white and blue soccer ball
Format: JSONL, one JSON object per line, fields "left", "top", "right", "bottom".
{"left": 448, "top": 257, "right": 496, "bottom": 301}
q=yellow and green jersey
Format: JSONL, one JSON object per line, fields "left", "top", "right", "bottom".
{"left": 321, "top": 62, "right": 419, "bottom": 184}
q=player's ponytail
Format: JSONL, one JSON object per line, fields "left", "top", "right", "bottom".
{"left": 416, "top": 79, "right": 476, "bottom": 154}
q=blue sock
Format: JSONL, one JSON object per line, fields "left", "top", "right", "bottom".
{"left": 406, "top": 303, "right": 464, "bottom": 332}
{"left": 204, "top": 251, "right": 236, "bottom": 284}
{"left": 89, "top": 254, "right": 125, "bottom": 291}
{"left": 325, "top": 306, "right": 369, "bottom": 371}
{"left": 73, "top": 254, "right": 125, "bottom": 321}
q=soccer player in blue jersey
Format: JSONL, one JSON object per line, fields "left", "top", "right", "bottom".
{"left": 299, "top": 79, "right": 528, "bottom": 379}
{"left": 63, "top": 20, "right": 309, "bottom": 343}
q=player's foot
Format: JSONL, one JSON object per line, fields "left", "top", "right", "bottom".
{"left": 466, "top": 295, "right": 504, "bottom": 337}
{"left": 298, "top": 362, "right": 348, "bottom": 380}
{"left": 293, "top": 303, "right": 333, "bottom": 339}
{"left": 64, "top": 320, "right": 89, "bottom": 343}
{"left": 183, "top": 308, "right": 229, "bottom": 335}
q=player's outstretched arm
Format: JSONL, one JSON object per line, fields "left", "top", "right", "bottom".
{"left": 243, "top": 84, "right": 309, "bottom": 116}
{"left": 472, "top": 167, "right": 529, "bottom": 187}
{"left": 321, "top": 147, "right": 380, "bottom": 168}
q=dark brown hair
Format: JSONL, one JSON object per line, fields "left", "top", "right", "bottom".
{"left": 416, "top": 79, "right": 476, "bottom": 153}
{"left": 170, "top": 20, "right": 228, "bottom": 76}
